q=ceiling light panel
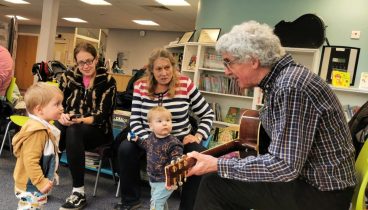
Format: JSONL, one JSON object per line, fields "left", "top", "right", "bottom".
{"left": 80, "top": 0, "right": 111, "bottom": 5}
{"left": 4, "top": 0, "right": 30, "bottom": 4}
{"left": 132, "top": 20, "right": 159, "bottom": 26}
{"left": 155, "top": 0, "right": 190, "bottom": 6}
{"left": 5, "top": 15, "right": 29, "bottom": 20}
{"left": 62, "top": 18, "right": 87, "bottom": 23}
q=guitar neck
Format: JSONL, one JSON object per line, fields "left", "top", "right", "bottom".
{"left": 184, "top": 139, "right": 246, "bottom": 169}
{"left": 165, "top": 109, "right": 270, "bottom": 188}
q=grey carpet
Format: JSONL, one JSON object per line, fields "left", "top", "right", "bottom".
{"left": 0, "top": 149, "right": 181, "bottom": 210}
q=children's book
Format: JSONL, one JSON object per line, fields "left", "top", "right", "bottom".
{"left": 359, "top": 72, "right": 368, "bottom": 89}
{"left": 188, "top": 55, "right": 197, "bottom": 70}
{"left": 224, "top": 107, "right": 246, "bottom": 124}
{"left": 331, "top": 70, "right": 350, "bottom": 87}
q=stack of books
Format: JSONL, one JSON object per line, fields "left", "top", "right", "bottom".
{"left": 85, "top": 151, "right": 101, "bottom": 168}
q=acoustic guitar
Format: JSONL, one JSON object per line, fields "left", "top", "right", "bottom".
{"left": 164, "top": 109, "right": 270, "bottom": 188}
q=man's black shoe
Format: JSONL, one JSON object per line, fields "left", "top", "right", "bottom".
{"left": 113, "top": 202, "right": 141, "bottom": 210}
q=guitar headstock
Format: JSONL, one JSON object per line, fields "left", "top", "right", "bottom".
{"left": 165, "top": 155, "right": 194, "bottom": 189}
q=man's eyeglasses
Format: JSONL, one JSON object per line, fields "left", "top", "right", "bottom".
{"left": 223, "top": 57, "right": 239, "bottom": 69}
{"left": 77, "top": 58, "right": 94, "bottom": 68}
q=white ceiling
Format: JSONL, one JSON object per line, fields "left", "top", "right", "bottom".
{"left": 0, "top": 0, "right": 199, "bottom": 32}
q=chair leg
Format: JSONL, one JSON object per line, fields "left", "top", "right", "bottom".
{"left": 8, "top": 127, "right": 12, "bottom": 154}
{"left": 93, "top": 158, "right": 103, "bottom": 197}
{"left": 0, "top": 121, "right": 12, "bottom": 157}
{"left": 116, "top": 179, "right": 120, "bottom": 198}
{"left": 108, "top": 158, "right": 117, "bottom": 184}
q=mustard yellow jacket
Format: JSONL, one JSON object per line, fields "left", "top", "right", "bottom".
{"left": 12, "top": 119, "right": 58, "bottom": 192}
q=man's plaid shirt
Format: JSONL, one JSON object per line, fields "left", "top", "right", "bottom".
{"left": 218, "top": 54, "right": 356, "bottom": 191}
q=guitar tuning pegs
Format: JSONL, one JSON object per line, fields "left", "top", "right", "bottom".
{"left": 178, "top": 161, "right": 182, "bottom": 169}
{"left": 184, "top": 170, "right": 188, "bottom": 182}
{"left": 172, "top": 178, "right": 178, "bottom": 190}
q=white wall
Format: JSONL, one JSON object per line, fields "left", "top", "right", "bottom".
{"left": 18, "top": 25, "right": 183, "bottom": 74}
{"left": 106, "top": 29, "right": 182, "bottom": 74}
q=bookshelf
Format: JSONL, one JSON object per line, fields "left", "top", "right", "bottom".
{"left": 331, "top": 86, "right": 368, "bottom": 107}
{"left": 166, "top": 42, "right": 367, "bottom": 127}
{"left": 165, "top": 43, "right": 185, "bottom": 76}
{"left": 252, "top": 47, "right": 321, "bottom": 109}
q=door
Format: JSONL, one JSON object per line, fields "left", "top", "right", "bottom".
{"left": 54, "top": 42, "right": 68, "bottom": 64}
{"left": 15, "top": 35, "right": 38, "bottom": 91}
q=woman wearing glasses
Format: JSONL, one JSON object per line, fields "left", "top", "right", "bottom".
{"left": 115, "top": 48, "right": 214, "bottom": 210}
{"left": 56, "top": 42, "right": 116, "bottom": 210}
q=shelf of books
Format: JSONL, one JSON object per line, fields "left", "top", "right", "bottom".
{"left": 204, "top": 93, "right": 253, "bottom": 126}
{"left": 166, "top": 43, "right": 184, "bottom": 73}
{"left": 195, "top": 43, "right": 255, "bottom": 129}
{"left": 162, "top": 41, "right": 368, "bottom": 149}
{"left": 331, "top": 87, "right": 368, "bottom": 116}
{"left": 164, "top": 42, "right": 368, "bottom": 147}
{"left": 330, "top": 86, "right": 368, "bottom": 94}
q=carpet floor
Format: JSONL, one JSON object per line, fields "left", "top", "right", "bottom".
{"left": 0, "top": 148, "right": 181, "bottom": 210}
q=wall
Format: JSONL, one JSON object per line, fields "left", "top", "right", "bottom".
{"left": 106, "top": 29, "right": 182, "bottom": 74}
{"left": 196, "top": 0, "right": 368, "bottom": 88}
{"left": 19, "top": 25, "right": 75, "bottom": 34}
{"left": 19, "top": 25, "right": 183, "bottom": 74}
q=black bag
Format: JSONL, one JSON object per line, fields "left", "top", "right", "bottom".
{"left": 348, "top": 101, "right": 368, "bottom": 159}
{"left": 32, "top": 60, "right": 67, "bottom": 82}
{"left": 0, "top": 100, "right": 14, "bottom": 120}
{"left": 274, "top": 14, "right": 326, "bottom": 48}
{"left": 115, "top": 68, "right": 146, "bottom": 111}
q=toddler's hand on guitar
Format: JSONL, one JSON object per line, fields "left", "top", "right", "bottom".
{"left": 186, "top": 151, "right": 218, "bottom": 176}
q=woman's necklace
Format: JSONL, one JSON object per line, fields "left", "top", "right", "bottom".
{"left": 154, "top": 89, "right": 168, "bottom": 107}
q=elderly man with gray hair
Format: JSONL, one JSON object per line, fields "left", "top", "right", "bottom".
{"left": 187, "top": 20, "right": 356, "bottom": 210}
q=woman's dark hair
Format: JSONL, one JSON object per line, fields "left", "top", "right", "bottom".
{"left": 73, "top": 42, "right": 97, "bottom": 61}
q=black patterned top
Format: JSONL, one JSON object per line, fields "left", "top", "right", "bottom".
{"left": 59, "top": 67, "right": 116, "bottom": 136}
{"left": 138, "top": 133, "right": 183, "bottom": 182}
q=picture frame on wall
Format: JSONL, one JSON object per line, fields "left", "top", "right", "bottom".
{"left": 318, "top": 45, "right": 360, "bottom": 86}
{"left": 198, "top": 28, "right": 221, "bottom": 43}
{"left": 178, "top": 30, "right": 195, "bottom": 44}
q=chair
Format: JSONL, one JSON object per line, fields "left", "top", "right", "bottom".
{"left": 0, "top": 80, "right": 59, "bottom": 158}
{"left": 0, "top": 77, "right": 18, "bottom": 157}
{"left": 111, "top": 110, "right": 132, "bottom": 197}
{"left": 82, "top": 109, "right": 132, "bottom": 196}
{"left": 0, "top": 115, "right": 29, "bottom": 156}
{"left": 351, "top": 139, "right": 368, "bottom": 210}
{"left": 6, "top": 77, "right": 16, "bottom": 103}
{"left": 85, "top": 142, "right": 117, "bottom": 197}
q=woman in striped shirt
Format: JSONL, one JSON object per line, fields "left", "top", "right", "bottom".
{"left": 115, "top": 48, "right": 214, "bottom": 210}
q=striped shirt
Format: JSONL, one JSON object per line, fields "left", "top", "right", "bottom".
{"left": 218, "top": 54, "right": 356, "bottom": 191}
{"left": 130, "top": 75, "right": 214, "bottom": 141}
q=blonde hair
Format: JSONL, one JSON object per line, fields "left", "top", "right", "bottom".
{"left": 145, "top": 48, "right": 179, "bottom": 98}
{"left": 24, "top": 82, "right": 63, "bottom": 114}
{"left": 147, "top": 106, "right": 172, "bottom": 122}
